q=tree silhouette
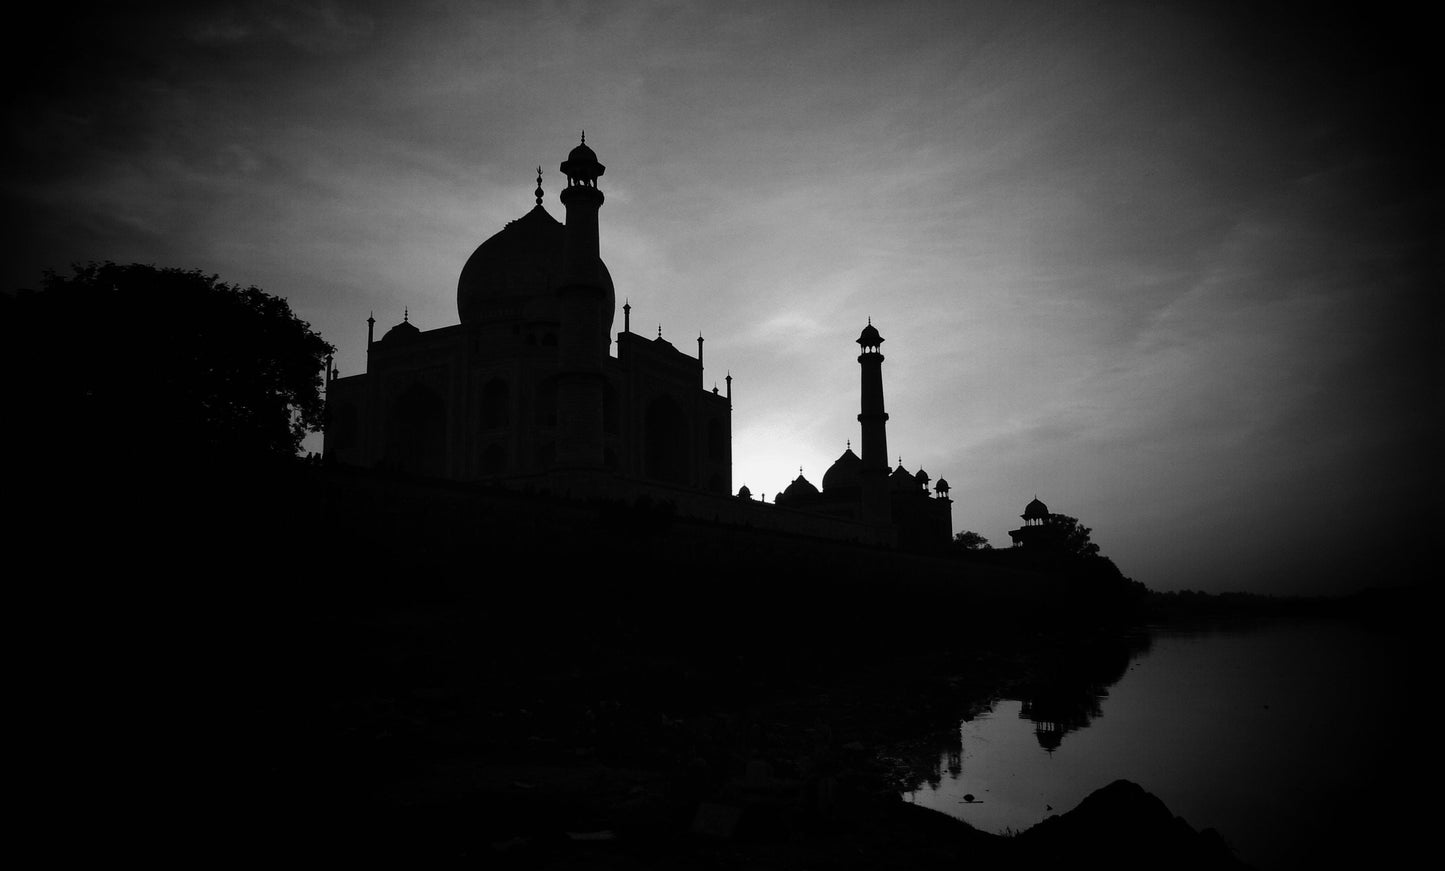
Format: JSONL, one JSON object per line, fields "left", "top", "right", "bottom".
{"left": 3, "top": 262, "right": 333, "bottom": 462}
{"left": 953, "top": 530, "right": 992, "bottom": 550}
{"left": 1043, "top": 513, "right": 1101, "bottom": 558}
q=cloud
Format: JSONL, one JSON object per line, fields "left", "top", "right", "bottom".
{"left": 188, "top": 1, "right": 376, "bottom": 53}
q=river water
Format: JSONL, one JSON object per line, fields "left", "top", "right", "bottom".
{"left": 903, "top": 617, "right": 1422, "bottom": 870}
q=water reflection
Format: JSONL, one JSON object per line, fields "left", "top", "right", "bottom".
{"left": 899, "top": 630, "right": 1152, "bottom": 793}
{"left": 903, "top": 619, "right": 1419, "bottom": 871}
{"left": 1016, "top": 631, "right": 1149, "bottom": 751}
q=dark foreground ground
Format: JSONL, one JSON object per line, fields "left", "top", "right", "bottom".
{"left": 29, "top": 459, "right": 1379, "bottom": 867}
{"left": 225, "top": 591, "right": 1241, "bottom": 869}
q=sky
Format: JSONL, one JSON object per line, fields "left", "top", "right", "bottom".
{"left": 4, "top": 1, "right": 1438, "bottom": 596}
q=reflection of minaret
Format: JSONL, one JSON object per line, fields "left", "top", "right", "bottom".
{"left": 1032, "top": 719, "right": 1065, "bottom": 752}
{"left": 857, "top": 320, "right": 892, "bottom": 525}
{"left": 556, "top": 134, "right": 607, "bottom": 470}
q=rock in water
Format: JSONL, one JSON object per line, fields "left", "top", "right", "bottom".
{"left": 1015, "top": 779, "right": 1246, "bottom": 869}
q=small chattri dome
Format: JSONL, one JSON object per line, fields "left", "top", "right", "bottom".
{"left": 778, "top": 473, "right": 820, "bottom": 504}
{"left": 821, "top": 446, "right": 862, "bottom": 492}
{"left": 737, "top": 484, "right": 752, "bottom": 499}
{"left": 915, "top": 468, "right": 930, "bottom": 485}
{"left": 935, "top": 477, "right": 951, "bottom": 495}
{"left": 890, "top": 463, "right": 915, "bottom": 490}
{"left": 382, "top": 318, "right": 420, "bottom": 343}
{"left": 1023, "top": 497, "right": 1049, "bottom": 519}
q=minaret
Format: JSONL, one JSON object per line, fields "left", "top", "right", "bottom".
{"left": 555, "top": 134, "right": 608, "bottom": 471}
{"left": 364, "top": 311, "right": 376, "bottom": 373}
{"left": 857, "top": 320, "right": 892, "bottom": 526}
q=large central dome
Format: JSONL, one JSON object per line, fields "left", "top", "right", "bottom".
{"left": 456, "top": 204, "right": 615, "bottom": 331}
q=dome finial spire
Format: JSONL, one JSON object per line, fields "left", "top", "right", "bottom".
{"left": 535, "top": 165, "right": 543, "bottom": 205}
{"left": 580, "top": 130, "right": 585, "bottom": 144}
{"left": 403, "top": 307, "right": 409, "bottom": 323}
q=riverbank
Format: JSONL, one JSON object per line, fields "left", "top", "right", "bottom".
{"left": 238, "top": 606, "right": 1240, "bottom": 867}
{"left": 26, "top": 460, "right": 1367, "bottom": 865}
{"left": 222, "top": 557, "right": 1251, "bottom": 867}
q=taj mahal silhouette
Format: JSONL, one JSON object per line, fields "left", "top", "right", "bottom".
{"left": 324, "top": 136, "right": 953, "bottom": 551}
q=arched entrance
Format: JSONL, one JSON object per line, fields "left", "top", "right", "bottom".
{"left": 644, "top": 395, "right": 688, "bottom": 485}
{"left": 386, "top": 383, "right": 447, "bottom": 477}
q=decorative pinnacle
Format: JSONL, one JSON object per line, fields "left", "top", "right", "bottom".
{"left": 404, "top": 307, "right": 409, "bottom": 323}
{"left": 535, "top": 166, "right": 543, "bottom": 205}
{"left": 581, "top": 130, "right": 586, "bottom": 144}
{"left": 657, "top": 324, "right": 662, "bottom": 339}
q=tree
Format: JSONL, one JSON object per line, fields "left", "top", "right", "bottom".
{"left": 3, "top": 262, "right": 334, "bottom": 462}
{"left": 953, "top": 530, "right": 992, "bottom": 551}
{"left": 1042, "top": 513, "right": 1101, "bottom": 558}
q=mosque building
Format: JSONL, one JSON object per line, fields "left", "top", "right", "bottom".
{"left": 323, "top": 137, "right": 952, "bottom": 551}
{"left": 770, "top": 320, "right": 954, "bottom": 551}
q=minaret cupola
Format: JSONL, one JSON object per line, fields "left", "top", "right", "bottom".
{"left": 857, "top": 320, "right": 884, "bottom": 353}
{"left": 560, "top": 132, "right": 606, "bottom": 189}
